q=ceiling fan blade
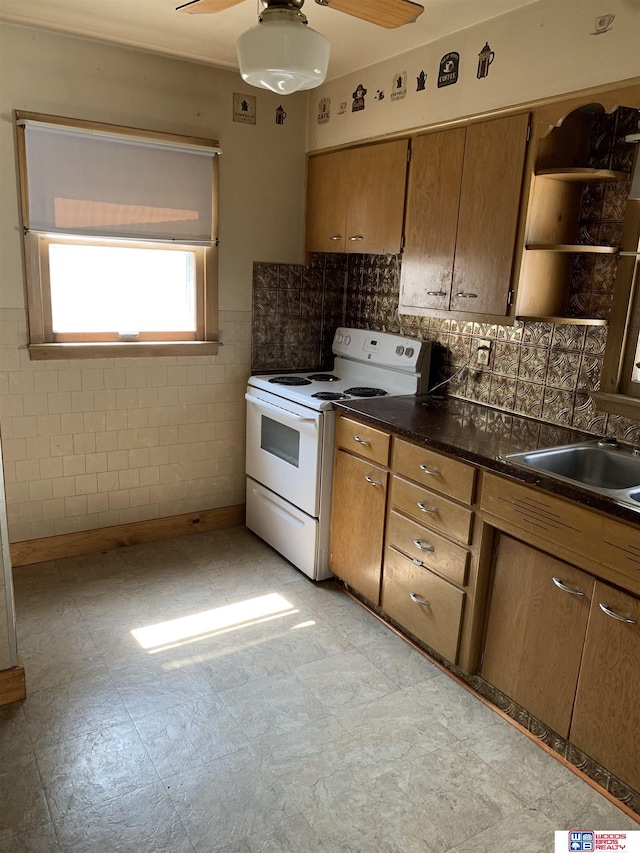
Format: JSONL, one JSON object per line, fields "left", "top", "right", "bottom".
{"left": 316, "top": 0, "right": 424, "bottom": 28}
{"left": 176, "top": 0, "right": 245, "bottom": 14}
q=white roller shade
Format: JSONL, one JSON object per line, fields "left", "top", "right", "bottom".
{"left": 20, "top": 121, "right": 219, "bottom": 244}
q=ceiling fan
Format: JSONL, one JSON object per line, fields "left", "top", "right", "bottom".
{"left": 177, "top": 0, "right": 424, "bottom": 30}
{"left": 176, "top": 0, "right": 425, "bottom": 95}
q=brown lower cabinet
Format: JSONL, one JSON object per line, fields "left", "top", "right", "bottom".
{"left": 570, "top": 582, "right": 640, "bottom": 792}
{"left": 329, "top": 448, "right": 388, "bottom": 605}
{"left": 482, "top": 532, "right": 640, "bottom": 792}
{"left": 481, "top": 533, "right": 593, "bottom": 738}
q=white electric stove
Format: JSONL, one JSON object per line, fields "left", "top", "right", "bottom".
{"left": 245, "top": 328, "right": 432, "bottom": 580}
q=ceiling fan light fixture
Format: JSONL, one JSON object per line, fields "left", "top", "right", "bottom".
{"left": 236, "top": 10, "right": 330, "bottom": 95}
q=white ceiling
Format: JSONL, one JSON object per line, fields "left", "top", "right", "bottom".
{"left": 0, "top": 0, "right": 540, "bottom": 81}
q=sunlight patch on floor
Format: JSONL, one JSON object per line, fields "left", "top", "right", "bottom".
{"left": 131, "top": 593, "right": 296, "bottom": 652}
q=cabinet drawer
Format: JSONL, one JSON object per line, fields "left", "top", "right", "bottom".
{"left": 391, "top": 475, "right": 473, "bottom": 544}
{"left": 393, "top": 438, "right": 475, "bottom": 504}
{"left": 386, "top": 509, "right": 468, "bottom": 586}
{"left": 481, "top": 472, "right": 640, "bottom": 594}
{"left": 335, "top": 416, "right": 390, "bottom": 466}
{"left": 382, "top": 546, "right": 464, "bottom": 663}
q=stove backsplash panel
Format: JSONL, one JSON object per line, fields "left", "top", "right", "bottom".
{"left": 252, "top": 258, "right": 345, "bottom": 373}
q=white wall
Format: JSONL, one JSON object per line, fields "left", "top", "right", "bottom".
{"left": 306, "top": 0, "right": 640, "bottom": 151}
{"left": 0, "top": 23, "right": 307, "bottom": 545}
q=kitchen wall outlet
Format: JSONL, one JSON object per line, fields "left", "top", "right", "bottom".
{"left": 476, "top": 340, "right": 491, "bottom": 366}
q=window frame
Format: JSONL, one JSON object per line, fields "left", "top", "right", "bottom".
{"left": 591, "top": 196, "right": 640, "bottom": 419}
{"left": 16, "top": 110, "right": 220, "bottom": 360}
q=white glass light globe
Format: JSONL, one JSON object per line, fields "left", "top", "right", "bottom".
{"left": 237, "top": 19, "right": 330, "bottom": 95}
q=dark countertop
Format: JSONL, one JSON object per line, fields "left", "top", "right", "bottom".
{"left": 334, "top": 395, "right": 640, "bottom": 527}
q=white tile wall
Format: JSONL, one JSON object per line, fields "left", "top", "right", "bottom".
{"left": 0, "top": 310, "right": 250, "bottom": 542}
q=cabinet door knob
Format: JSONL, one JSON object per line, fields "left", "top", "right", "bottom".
{"left": 455, "top": 292, "right": 478, "bottom": 298}
{"left": 599, "top": 602, "right": 636, "bottom": 624}
{"left": 416, "top": 502, "right": 438, "bottom": 514}
{"left": 413, "top": 539, "right": 435, "bottom": 552}
{"left": 348, "top": 235, "right": 364, "bottom": 241}
{"left": 353, "top": 435, "right": 370, "bottom": 445}
{"left": 364, "top": 475, "right": 382, "bottom": 486}
{"left": 329, "top": 235, "right": 342, "bottom": 241}
{"left": 552, "top": 577, "right": 585, "bottom": 596}
{"left": 419, "top": 464, "right": 440, "bottom": 475}
{"left": 409, "top": 592, "right": 431, "bottom": 607}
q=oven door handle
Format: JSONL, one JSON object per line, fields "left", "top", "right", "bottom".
{"left": 245, "top": 393, "right": 318, "bottom": 423}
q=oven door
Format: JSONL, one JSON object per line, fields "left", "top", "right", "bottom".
{"left": 245, "top": 389, "right": 324, "bottom": 517}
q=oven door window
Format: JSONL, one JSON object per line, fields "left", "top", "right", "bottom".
{"left": 260, "top": 416, "right": 300, "bottom": 468}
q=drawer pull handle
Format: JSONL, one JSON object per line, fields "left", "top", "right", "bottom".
{"left": 417, "top": 502, "right": 438, "bottom": 514}
{"left": 419, "top": 464, "right": 440, "bottom": 475}
{"left": 599, "top": 603, "right": 636, "bottom": 624}
{"left": 330, "top": 235, "right": 342, "bottom": 241}
{"left": 427, "top": 291, "right": 446, "bottom": 297}
{"left": 409, "top": 592, "right": 430, "bottom": 607}
{"left": 413, "top": 539, "right": 435, "bottom": 552}
{"left": 353, "top": 435, "right": 370, "bottom": 445}
{"left": 552, "top": 577, "right": 585, "bottom": 596}
{"left": 364, "top": 475, "right": 382, "bottom": 486}
{"left": 410, "top": 557, "right": 426, "bottom": 568}
{"left": 348, "top": 235, "right": 364, "bottom": 241}
{"left": 455, "top": 292, "right": 478, "bottom": 298}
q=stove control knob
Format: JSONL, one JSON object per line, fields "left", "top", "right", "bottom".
{"left": 405, "top": 347, "right": 415, "bottom": 357}
{"left": 344, "top": 335, "right": 351, "bottom": 345}
{"left": 395, "top": 345, "right": 405, "bottom": 356}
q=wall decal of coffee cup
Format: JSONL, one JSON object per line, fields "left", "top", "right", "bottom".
{"left": 416, "top": 70, "right": 427, "bottom": 92}
{"left": 275, "top": 105, "right": 287, "bottom": 125}
{"left": 591, "top": 13, "right": 615, "bottom": 34}
{"left": 477, "top": 43, "right": 495, "bottom": 79}
{"left": 338, "top": 101, "right": 347, "bottom": 116}
{"left": 438, "top": 52, "right": 459, "bottom": 87}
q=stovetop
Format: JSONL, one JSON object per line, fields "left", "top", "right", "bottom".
{"left": 248, "top": 328, "right": 432, "bottom": 411}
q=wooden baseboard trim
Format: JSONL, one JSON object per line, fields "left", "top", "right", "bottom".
{"left": 0, "top": 665, "right": 26, "bottom": 706}
{"left": 9, "top": 504, "right": 246, "bottom": 567}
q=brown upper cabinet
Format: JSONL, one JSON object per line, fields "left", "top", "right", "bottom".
{"left": 399, "top": 112, "right": 531, "bottom": 318}
{"left": 305, "top": 139, "right": 408, "bottom": 255}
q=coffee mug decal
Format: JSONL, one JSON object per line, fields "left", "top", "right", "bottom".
{"left": 438, "top": 52, "right": 459, "bottom": 88}
{"left": 591, "top": 13, "right": 615, "bottom": 33}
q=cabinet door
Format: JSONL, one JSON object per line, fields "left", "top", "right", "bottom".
{"left": 305, "top": 150, "right": 350, "bottom": 253}
{"left": 399, "top": 128, "right": 466, "bottom": 312}
{"left": 570, "top": 582, "right": 640, "bottom": 791}
{"left": 481, "top": 533, "right": 594, "bottom": 738}
{"left": 329, "top": 449, "right": 388, "bottom": 605}
{"left": 449, "top": 113, "right": 530, "bottom": 315}
{"left": 345, "top": 140, "right": 408, "bottom": 254}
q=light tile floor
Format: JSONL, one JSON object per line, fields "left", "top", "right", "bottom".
{"left": 2, "top": 526, "right": 638, "bottom": 852}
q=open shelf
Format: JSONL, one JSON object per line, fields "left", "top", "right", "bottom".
{"left": 516, "top": 315, "right": 608, "bottom": 326}
{"left": 535, "top": 167, "right": 629, "bottom": 183}
{"left": 525, "top": 243, "right": 618, "bottom": 254}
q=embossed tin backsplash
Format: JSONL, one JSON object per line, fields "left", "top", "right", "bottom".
{"left": 251, "top": 252, "right": 640, "bottom": 441}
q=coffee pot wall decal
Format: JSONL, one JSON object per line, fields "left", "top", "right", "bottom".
{"left": 477, "top": 42, "right": 495, "bottom": 79}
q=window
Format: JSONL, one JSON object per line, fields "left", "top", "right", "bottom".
{"left": 16, "top": 111, "right": 221, "bottom": 359}
{"left": 592, "top": 173, "right": 640, "bottom": 419}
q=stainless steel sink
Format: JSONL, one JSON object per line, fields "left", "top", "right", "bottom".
{"left": 503, "top": 440, "right": 640, "bottom": 509}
